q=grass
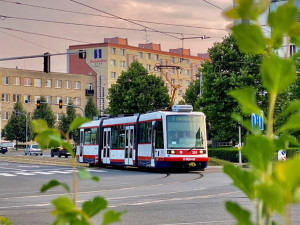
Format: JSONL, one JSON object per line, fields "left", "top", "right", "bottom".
{"left": 208, "top": 157, "right": 233, "bottom": 166}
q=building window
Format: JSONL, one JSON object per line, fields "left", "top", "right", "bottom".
{"left": 2, "top": 76, "right": 9, "bottom": 85}
{"left": 154, "top": 66, "right": 159, "bottom": 72}
{"left": 138, "top": 52, "right": 143, "bottom": 59}
{"left": 120, "top": 49, "right": 125, "bottom": 56}
{"left": 171, "top": 79, "right": 175, "bottom": 85}
{"left": 180, "top": 79, "right": 183, "bottom": 86}
{"left": 147, "top": 53, "right": 151, "bottom": 60}
{"left": 65, "top": 97, "right": 71, "bottom": 105}
{"left": 171, "top": 56, "right": 175, "bottom": 63}
{"left": 45, "top": 96, "right": 52, "bottom": 104}
{"left": 34, "top": 96, "right": 41, "bottom": 104}
{"left": 178, "top": 90, "right": 183, "bottom": 96}
{"left": 186, "top": 80, "right": 190, "bottom": 86}
{"left": 55, "top": 97, "right": 62, "bottom": 105}
{"left": 34, "top": 78, "right": 42, "bottom": 87}
{"left": 186, "top": 70, "right": 190, "bottom": 76}
{"left": 74, "top": 97, "right": 81, "bottom": 106}
{"left": 56, "top": 113, "right": 62, "bottom": 122}
{"left": 2, "top": 112, "right": 9, "bottom": 120}
{"left": 120, "top": 61, "right": 125, "bottom": 68}
{"left": 65, "top": 80, "right": 71, "bottom": 89}
{"left": 86, "top": 83, "right": 93, "bottom": 89}
{"left": 111, "top": 60, "right": 116, "bottom": 67}
{"left": 74, "top": 81, "right": 81, "bottom": 90}
{"left": 179, "top": 58, "right": 184, "bottom": 63}
{"left": 111, "top": 72, "right": 116, "bottom": 79}
{"left": 171, "top": 68, "right": 175, "bottom": 74}
{"left": 185, "top": 59, "right": 190, "bottom": 65}
{"left": 146, "top": 64, "right": 151, "bottom": 71}
{"left": 179, "top": 69, "right": 182, "bottom": 75}
{"left": 55, "top": 80, "right": 62, "bottom": 88}
{"left": 45, "top": 79, "right": 52, "bottom": 88}
{"left": 13, "top": 77, "right": 20, "bottom": 85}
{"left": 24, "top": 95, "right": 31, "bottom": 103}
{"left": 290, "top": 45, "right": 296, "bottom": 56}
{"left": 13, "top": 94, "right": 21, "bottom": 103}
{"left": 24, "top": 77, "right": 31, "bottom": 86}
{"left": 111, "top": 47, "right": 116, "bottom": 55}
{"left": 2, "top": 94, "right": 9, "bottom": 102}
{"left": 154, "top": 54, "right": 159, "bottom": 61}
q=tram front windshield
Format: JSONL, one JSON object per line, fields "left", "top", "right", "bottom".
{"left": 167, "top": 115, "right": 205, "bottom": 149}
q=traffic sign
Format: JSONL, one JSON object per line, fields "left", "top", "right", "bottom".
{"left": 251, "top": 110, "right": 264, "bottom": 130}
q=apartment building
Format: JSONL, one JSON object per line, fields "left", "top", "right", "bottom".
{"left": 68, "top": 37, "right": 206, "bottom": 113}
{"left": 0, "top": 67, "right": 96, "bottom": 129}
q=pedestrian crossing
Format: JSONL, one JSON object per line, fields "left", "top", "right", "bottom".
{"left": 0, "top": 169, "right": 106, "bottom": 177}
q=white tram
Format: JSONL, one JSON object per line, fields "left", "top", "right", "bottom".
{"left": 76, "top": 105, "right": 208, "bottom": 170}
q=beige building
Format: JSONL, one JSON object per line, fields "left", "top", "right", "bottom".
{"left": 0, "top": 67, "right": 96, "bottom": 131}
{"left": 68, "top": 37, "right": 206, "bottom": 113}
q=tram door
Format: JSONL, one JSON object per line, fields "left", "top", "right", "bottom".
{"left": 79, "top": 130, "right": 84, "bottom": 163}
{"left": 103, "top": 128, "right": 111, "bottom": 164}
{"left": 151, "top": 121, "right": 156, "bottom": 167}
{"left": 125, "top": 126, "right": 134, "bottom": 165}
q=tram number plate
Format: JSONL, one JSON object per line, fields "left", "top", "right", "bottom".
{"left": 183, "top": 158, "right": 196, "bottom": 161}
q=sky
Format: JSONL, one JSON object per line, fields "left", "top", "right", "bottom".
{"left": 0, "top": 0, "right": 232, "bottom": 73}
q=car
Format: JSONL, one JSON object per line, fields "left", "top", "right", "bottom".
{"left": 24, "top": 144, "right": 43, "bottom": 156}
{"left": 0, "top": 144, "right": 8, "bottom": 154}
{"left": 51, "top": 146, "right": 71, "bottom": 158}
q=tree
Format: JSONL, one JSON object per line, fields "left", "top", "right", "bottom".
{"left": 32, "top": 96, "right": 56, "bottom": 128}
{"left": 107, "top": 61, "right": 170, "bottom": 115}
{"left": 84, "top": 97, "right": 99, "bottom": 120}
{"left": 3, "top": 102, "right": 33, "bottom": 149}
{"left": 58, "top": 102, "right": 78, "bottom": 140}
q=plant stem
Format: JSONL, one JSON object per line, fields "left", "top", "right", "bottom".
{"left": 72, "top": 156, "right": 77, "bottom": 207}
{"left": 285, "top": 204, "right": 292, "bottom": 225}
{"left": 267, "top": 92, "right": 277, "bottom": 139}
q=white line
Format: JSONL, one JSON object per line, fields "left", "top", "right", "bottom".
{"left": 0, "top": 203, "right": 51, "bottom": 209}
{"left": 33, "top": 172, "right": 54, "bottom": 175}
{"left": 160, "top": 220, "right": 236, "bottom": 225}
{"left": 50, "top": 170, "right": 73, "bottom": 174}
{"left": 18, "top": 165, "right": 40, "bottom": 168}
{"left": 86, "top": 169, "right": 106, "bottom": 173}
{"left": 15, "top": 172, "right": 35, "bottom": 176}
{"left": 0, "top": 173, "right": 16, "bottom": 177}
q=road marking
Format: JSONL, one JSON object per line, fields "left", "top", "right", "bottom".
{"left": 0, "top": 173, "right": 16, "bottom": 177}
{"left": 160, "top": 220, "right": 236, "bottom": 225}
{"left": 15, "top": 172, "right": 35, "bottom": 176}
{"left": 50, "top": 170, "right": 73, "bottom": 174}
{"left": 33, "top": 172, "right": 54, "bottom": 175}
{"left": 18, "top": 165, "right": 40, "bottom": 168}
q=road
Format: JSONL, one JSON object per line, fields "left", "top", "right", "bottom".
{"left": 0, "top": 159, "right": 300, "bottom": 225}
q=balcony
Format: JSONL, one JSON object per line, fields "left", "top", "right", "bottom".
{"left": 85, "top": 88, "right": 94, "bottom": 96}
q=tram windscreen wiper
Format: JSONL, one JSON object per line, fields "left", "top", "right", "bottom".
{"left": 188, "top": 146, "right": 204, "bottom": 152}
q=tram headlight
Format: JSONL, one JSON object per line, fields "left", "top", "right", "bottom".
{"left": 167, "top": 150, "right": 176, "bottom": 154}
{"left": 199, "top": 150, "right": 206, "bottom": 154}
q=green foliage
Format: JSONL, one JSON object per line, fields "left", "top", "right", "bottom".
{"left": 0, "top": 217, "right": 12, "bottom": 225}
{"left": 3, "top": 102, "right": 33, "bottom": 143}
{"left": 32, "top": 96, "right": 56, "bottom": 128}
{"left": 224, "top": 0, "right": 300, "bottom": 224}
{"left": 31, "top": 117, "right": 123, "bottom": 225}
{"left": 85, "top": 97, "right": 99, "bottom": 120}
{"left": 107, "top": 61, "right": 169, "bottom": 115}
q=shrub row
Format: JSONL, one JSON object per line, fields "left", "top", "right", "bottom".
{"left": 208, "top": 148, "right": 300, "bottom": 162}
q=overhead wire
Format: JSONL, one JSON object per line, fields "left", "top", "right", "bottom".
{"left": 0, "top": 0, "right": 228, "bottom": 31}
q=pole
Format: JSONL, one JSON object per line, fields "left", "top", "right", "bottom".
{"left": 0, "top": 100, "right": 2, "bottom": 144}
{"left": 199, "top": 72, "right": 202, "bottom": 97}
{"left": 238, "top": 123, "right": 242, "bottom": 165}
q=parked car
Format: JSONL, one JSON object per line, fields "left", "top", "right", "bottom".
{"left": 51, "top": 146, "right": 71, "bottom": 158}
{"left": 24, "top": 145, "right": 43, "bottom": 156}
{"left": 0, "top": 144, "right": 8, "bottom": 154}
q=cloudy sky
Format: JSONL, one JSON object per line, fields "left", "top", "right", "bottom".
{"left": 0, "top": 0, "right": 232, "bottom": 73}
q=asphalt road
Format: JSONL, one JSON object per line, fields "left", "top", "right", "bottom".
{"left": 0, "top": 160, "right": 300, "bottom": 225}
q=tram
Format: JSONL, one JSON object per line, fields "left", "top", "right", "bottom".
{"left": 76, "top": 105, "right": 208, "bottom": 170}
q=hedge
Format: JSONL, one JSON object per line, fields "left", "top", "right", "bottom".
{"left": 208, "top": 148, "right": 300, "bottom": 162}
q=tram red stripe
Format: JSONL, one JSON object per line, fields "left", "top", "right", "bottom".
{"left": 159, "top": 157, "right": 209, "bottom": 162}
{"left": 138, "top": 156, "right": 152, "bottom": 161}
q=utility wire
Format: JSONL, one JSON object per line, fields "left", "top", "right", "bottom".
{"left": 0, "top": 26, "right": 90, "bottom": 43}
{"left": 0, "top": 15, "right": 212, "bottom": 37}
{"left": 0, "top": 0, "right": 227, "bottom": 31}
{"left": 69, "top": 0, "right": 181, "bottom": 40}
{"left": 0, "top": 29, "right": 59, "bottom": 52}
{"left": 201, "top": 0, "right": 224, "bottom": 11}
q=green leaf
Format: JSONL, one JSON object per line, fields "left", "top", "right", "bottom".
{"left": 68, "top": 117, "right": 90, "bottom": 133}
{"left": 34, "top": 129, "right": 62, "bottom": 149}
{"left": 61, "top": 142, "right": 75, "bottom": 158}
{"left": 31, "top": 119, "right": 49, "bottom": 133}
{"left": 224, "top": 164, "right": 256, "bottom": 199}
{"left": 82, "top": 196, "right": 107, "bottom": 217}
{"left": 224, "top": 8, "right": 240, "bottom": 19}
{"left": 102, "top": 210, "right": 124, "bottom": 225}
{"left": 78, "top": 168, "right": 100, "bottom": 182}
{"left": 0, "top": 217, "right": 12, "bottom": 225}
{"left": 225, "top": 201, "right": 254, "bottom": 225}
{"left": 232, "top": 113, "right": 261, "bottom": 135}
{"left": 229, "top": 87, "right": 261, "bottom": 115}
{"left": 278, "top": 113, "right": 300, "bottom": 132}
{"left": 256, "top": 183, "right": 285, "bottom": 214}
{"left": 275, "top": 133, "right": 300, "bottom": 150}
{"left": 40, "top": 180, "right": 70, "bottom": 193}
{"left": 260, "top": 55, "right": 296, "bottom": 95}
{"left": 279, "top": 100, "right": 300, "bottom": 117}
{"left": 232, "top": 24, "right": 266, "bottom": 54}
{"left": 52, "top": 197, "right": 75, "bottom": 211}
{"left": 243, "top": 135, "right": 276, "bottom": 171}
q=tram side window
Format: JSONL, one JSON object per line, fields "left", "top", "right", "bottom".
{"left": 155, "top": 121, "right": 164, "bottom": 148}
{"left": 111, "top": 126, "right": 125, "bottom": 149}
{"left": 91, "top": 128, "right": 97, "bottom": 145}
{"left": 84, "top": 129, "right": 91, "bottom": 145}
{"left": 139, "top": 122, "right": 152, "bottom": 143}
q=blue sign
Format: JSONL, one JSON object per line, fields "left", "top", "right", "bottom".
{"left": 94, "top": 49, "right": 102, "bottom": 58}
{"left": 251, "top": 111, "right": 264, "bottom": 130}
